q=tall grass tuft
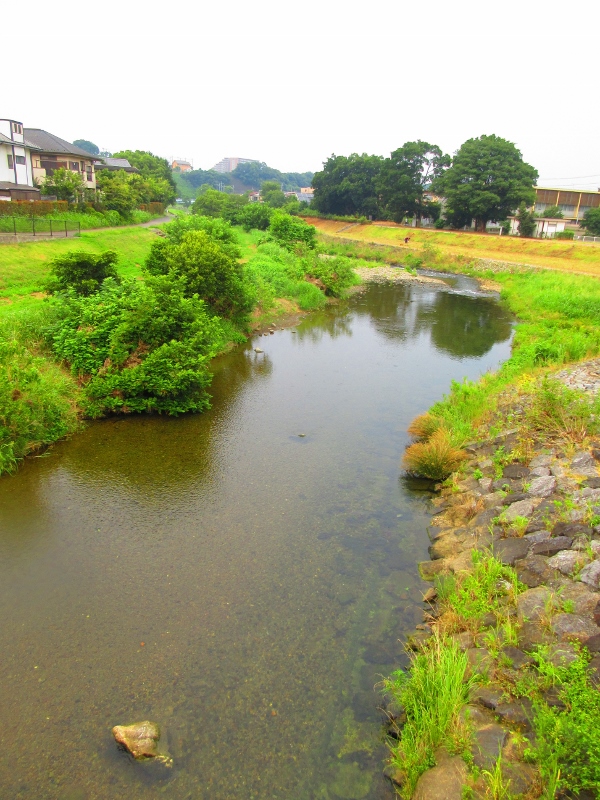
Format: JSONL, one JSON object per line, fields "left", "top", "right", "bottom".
{"left": 403, "top": 427, "right": 465, "bottom": 480}
{"left": 407, "top": 412, "right": 441, "bottom": 440}
{"left": 384, "top": 634, "right": 474, "bottom": 798}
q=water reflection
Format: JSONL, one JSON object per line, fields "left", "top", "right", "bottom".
{"left": 0, "top": 278, "right": 513, "bottom": 800}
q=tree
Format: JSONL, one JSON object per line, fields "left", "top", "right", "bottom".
{"left": 516, "top": 202, "right": 536, "bottom": 237}
{"left": 182, "top": 168, "right": 231, "bottom": 191}
{"left": 378, "top": 141, "right": 449, "bottom": 224}
{"left": 434, "top": 135, "right": 538, "bottom": 232}
{"left": 40, "top": 168, "right": 85, "bottom": 202}
{"left": 538, "top": 205, "right": 563, "bottom": 219}
{"left": 46, "top": 250, "right": 119, "bottom": 295}
{"left": 192, "top": 188, "right": 229, "bottom": 217}
{"left": 260, "top": 180, "right": 286, "bottom": 207}
{"left": 268, "top": 212, "right": 316, "bottom": 250}
{"left": 239, "top": 203, "right": 273, "bottom": 231}
{"left": 232, "top": 162, "right": 282, "bottom": 190}
{"left": 73, "top": 139, "right": 100, "bottom": 156}
{"left": 311, "top": 153, "right": 383, "bottom": 217}
{"left": 112, "top": 150, "right": 177, "bottom": 204}
{"left": 584, "top": 208, "right": 600, "bottom": 236}
{"left": 96, "top": 170, "right": 137, "bottom": 216}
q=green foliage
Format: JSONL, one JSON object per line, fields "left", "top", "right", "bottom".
{"left": 584, "top": 207, "right": 600, "bottom": 236}
{"left": 239, "top": 202, "right": 273, "bottom": 231}
{"left": 231, "top": 161, "right": 313, "bottom": 192}
{"left": 111, "top": 150, "right": 176, "bottom": 204}
{"left": 192, "top": 188, "right": 229, "bottom": 217}
{"left": 72, "top": 139, "right": 99, "bottom": 156}
{"left": 305, "top": 254, "right": 360, "bottom": 297}
{"left": 529, "top": 652, "right": 600, "bottom": 796}
{"left": 40, "top": 168, "right": 86, "bottom": 202}
{"left": 46, "top": 250, "right": 120, "bottom": 296}
{"left": 378, "top": 141, "right": 449, "bottom": 223}
{"left": 145, "top": 227, "right": 250, "bottom": 318}
{"left": 154, "top": 214, "right": 241, "bottom": 255}
{"left": 0, "top": 337, "right": 79, "bottom": 474}
{"left": 525, "top": 377, "right": 600, "bottom": 443}
{"left": 268, "top": 211, "right": 317, "bottom": 250}
{"left": 402, "top": 427, "right": 466, "bottom": 479}
{"left": 311, "top": 153, "right": 383, "bottom": 217}
{"left": 554, "top": 230, "right": 574, "bottom": 239}
{"left": 434, "top": 135, "right": 538, "bottom": 231}
{"left": 49, "top": 275, "right": 236, "bottom": 417}
{"left": 260, "top": 180, "right": 286, "bottom": 208}
{"left": 180, "top": 168, "right": 232, "bottom": 192}
{"left": 384, "top": 634, "right": 474, "bottom": 799}
{"left": 538, "top": 205, "right": 563, "bottom": 219}
{"left": 516, "top": 202, "right": 536, "bottom": 238}
{"left": 96, "top": 169, "right": 171, "bottom": 215}
{"left": 243, "top": 243, "right": 327, "bottom": 311}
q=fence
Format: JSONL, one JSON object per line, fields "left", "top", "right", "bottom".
{"left": 0, "top": 217, "right": 81, "bottom": 239}
{"left": 574, "top": 235, "right": 600, "bottom": 243}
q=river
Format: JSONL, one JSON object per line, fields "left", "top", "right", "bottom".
{"left": 0, "top": 276, "right": 513, "bottom": 800}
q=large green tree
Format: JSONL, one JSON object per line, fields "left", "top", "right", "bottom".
{"left": 378, "top": 141, "right": 449, "bottom": 224}
{"left": 112, "top": 150, "right": 177, "bottom": 204}
{"left": 311, "top": 153, "right": 383, "bottom": 217}
{"left": 435, "top": 135, "right": 538, "bottom": 232}
{"left": 231, "top": 162, "right": 313, "bottom": 191}
{"left": 40, "top": 168, "right": 85, "bottom": 202}
{"left": 584, "top": 208, "right": 600, "bottom": 236}
{"left": 260, "top": 180, "right": 286, "bottom": 207}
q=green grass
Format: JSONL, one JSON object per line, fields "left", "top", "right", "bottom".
{"left": 0, "top": 227, "right": 160, "bottom": 304}
{"left": 384, "top": 634, "right": 475, "bottom": 799}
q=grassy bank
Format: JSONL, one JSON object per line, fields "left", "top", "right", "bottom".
{"left": 311, "top": 218, "right": 600, "bottom": 276}
{"left": 0, "top": 208, "right": 156, "bottom": 233}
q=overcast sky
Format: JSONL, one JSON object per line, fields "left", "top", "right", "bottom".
{"left": 4, "top": 0, "right": 599, "bottom": 189}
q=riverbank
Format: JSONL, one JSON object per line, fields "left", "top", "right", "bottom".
{"left": 347, "top": 250, "right": 600, "bottom": 795}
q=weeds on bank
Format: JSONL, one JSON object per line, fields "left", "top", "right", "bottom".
{"left": 435, "top": 551, "right": 522, "bottom": 633}
{"left": 403, "top": 427, "right": 466, "bottom": 480}
{"left": 383, "top": 633, "right": 475, "bottom": 799}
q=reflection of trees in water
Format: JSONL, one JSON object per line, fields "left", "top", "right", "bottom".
{"left": 57, "top": 346, "right": 275, "bottom": 498}
{"left": 419, "top": 292, "right": 512, "bottom": 358}
{"left": 293, "top": 313, "right": 353, "bottom": 344}
{"left": 358, "top": 284, "right": 512, "bottom": 359}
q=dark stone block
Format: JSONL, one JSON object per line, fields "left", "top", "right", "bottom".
{"left": 502, "top": 463, "right": 530, "bottom": 479}
{"left": 495, "top": 698, "right": 533, "bottom": 730}
{"left": 587, "top": 655, "right": 600, "bottom": 686}
{"left": 583, "top": 476, "right": 600, "bottom": 488}
{"left": 515, "top": 555, "right": 553, "bottom": 588}
{"left": 502, "top": 493, "right": 528, "bottom": 506}
{"left": 532, "top": 536, "right": 573, "bottom": 556}
{"left": 493, "top": 538, "right": 530, "bottom": 565}
{"left": 471, "top": 685, "right": 504, "bottom": 710}
{"left": 471, "top": 724, "right": 508, "bottom": 769}
{"left": 502, "top": 646, "right": 534, "bottom": 670}
{"left": 552, "top": 522, "right": 592, "bottom": 538}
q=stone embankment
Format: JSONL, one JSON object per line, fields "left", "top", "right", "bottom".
{"left": 382, "top": 376, "right": 600, "bottom": 798}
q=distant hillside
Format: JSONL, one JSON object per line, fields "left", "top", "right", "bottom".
{"left": 174, "top": 161, "right": 313, "bottom": 199}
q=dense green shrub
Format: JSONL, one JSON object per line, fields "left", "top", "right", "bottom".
{"left": 0, "top": 336, "right": 79, "bottom": 474}
{"left": 268, "top": 211, "right": 317, "bottom": 250}
{"left": 554, "top": 230, "right": 574, "bottom": 239}
{"left": 240, "top": 203, "right": 273, "bottom": 231}
{"left": 46, "top": 250, "right": 120, "bottom": 296}
{"left": 305, "top": 253, "right": 360, "bottom": 296}
{"left": 145, "top": 228, "right": 250, "bottom": 318}
{"left": 49, "top": 275, "right": 238, "bottom": 417}
{"left": 244, "top": 243, "right": 326, "bottom": 311}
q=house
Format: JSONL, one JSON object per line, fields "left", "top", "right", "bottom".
{"left": 95, "top": 157, "right": 139, "bottom": 174}
{"left": 24, "top": 128, "right": 102, "bottom": 190}
{"left": 171, "top": 159, "right": 192, "bottom": 172}
{"left": 0, "top": 118, "right": 41, "bottom": 201}
{"left": 535, "top": 187, "right": 600, "bottom": 225}
{"left": 508, "top": 216, "right": 566, "bottom": 238}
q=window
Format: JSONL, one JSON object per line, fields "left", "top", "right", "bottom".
{"left": 86, "top": 166, "right": 93, "bottom": 181}
{"left": 15, "top": 155, "right": 26, "bottom": 165}
{"left": 70, "top": 161, "right": 80, "bottom": 171}
{"left": 11, "top": 122, "right": 22, "bottom": 135}
{"left": 7, "top": 155, "right": 13, "bottom": 169}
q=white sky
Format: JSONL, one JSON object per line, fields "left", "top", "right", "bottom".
{"left": 4, "top": 0, "right": 599, "bottom": 189}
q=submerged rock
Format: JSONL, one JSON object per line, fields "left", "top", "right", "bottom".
{"left": 112, "top": 720, "right": 169, "bottom": 763}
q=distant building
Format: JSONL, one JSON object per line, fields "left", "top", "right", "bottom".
{"left": 172, "top": 159, "right": 192, "bottom": 172}
{"left": 211, "top": 157, "right": 258, "bottom": 174}
{"left": 25, "top": 128, "right": 101, "bottom": 190}
{"left": 508, "top": 215, "right": 567, "bottom": 238}
{"left": 95, "top": 157, "right": 138, "bottom": 174}
{"left": 300, "top": 187, "right": 313, "bottom": 194}
{"left": 535, "top": 187, "right": 600, "bottom": 225}
{"left": 0, "top": 118, "right": 41, "bottom": 201}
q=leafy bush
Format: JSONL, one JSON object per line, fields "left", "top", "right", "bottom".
{"left": 240, "top": 203, "right": 273, "bottom": 231}
{"left": 244, "top": 243, "right": 326, "bottom": 311}
{"left": 402, "top": 427, "right": 465, "bottom": 480}
{"left": 153, "top": 214, "right": 241, "bottom": 256}
{"left": 0, "top": 336, "right": 79, "bottom": 474}
{"left": 268, "top": 211, "right": 317, "bottom": 250}
{"left": 49, "top": 275, "right": 238, "bottom": 417}
{"left": 305, "top": 253, "right": 360, "bottom": 297}
{"left": 554, "top": 230, "right": 574, "bottom": 239}
{"left": 145, "top": 229, "right": 250, "bottom": 318}
{"left": 46, "top": 250, "right": 120, "bottom": 296}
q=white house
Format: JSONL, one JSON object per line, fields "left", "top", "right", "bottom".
{"left": 508, "top": 216, "right": 567, "bottom": 238}
{"left": 0, "top": 118, "right": 40, "bottom": 201}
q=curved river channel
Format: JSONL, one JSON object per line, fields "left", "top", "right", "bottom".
{"left": 0, "top": 275, "right": 513, "bottom": 800}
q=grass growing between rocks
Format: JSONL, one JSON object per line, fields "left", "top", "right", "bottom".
{"left": 383, "top": 634, "right": 475, "bottom": 799}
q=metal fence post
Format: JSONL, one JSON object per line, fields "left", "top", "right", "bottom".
{"left": 64, "top": 221, "right": 67, "bottom": 238}
{"left": 13, "top": 218, "right": 16, "bottom": 236}
{"left": 50, "top": 220, "right": 53, "bottom": 237}
{"left": 33, "top": 217, "right": 36, "bottom": 236}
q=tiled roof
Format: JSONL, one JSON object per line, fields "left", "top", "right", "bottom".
{"left": 0, "top": 181, "right": 40, "bottom": 191}
{"left": 23, "top": 129, "right": 100, "bottom": 159}
{"left": 0, "top": 132, "right": 41, "bottom": 149}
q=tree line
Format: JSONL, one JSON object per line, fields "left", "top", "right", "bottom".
{"left": 311, "top": 135, "right": 539, "bottom": 231}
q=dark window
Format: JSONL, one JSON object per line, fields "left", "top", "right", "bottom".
{"left": 15, "top": 155, "right": 26, "bottom": 165}
{"left": 70, "top": 161, "right": 80, "bottom": 171}
{"left": 86, "top": 167, "right": 93, "bottom": 181}
{"left": 7, "top": 155, "right": 13, "bottom": 169}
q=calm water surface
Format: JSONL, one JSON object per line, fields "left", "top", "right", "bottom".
{"left": 0, "top": 279, "right": 512, "bottom": 800}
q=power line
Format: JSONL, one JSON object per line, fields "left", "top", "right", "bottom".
{"left": 538, "top": 173, "right": 600, "bottom": 180}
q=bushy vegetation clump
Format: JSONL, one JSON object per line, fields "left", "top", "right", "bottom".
{"left": 46, "top": 250, "right": 120, "bottom": 296}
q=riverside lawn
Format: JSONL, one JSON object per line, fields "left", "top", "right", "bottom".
{"left": 0, "top": 214, "right": 370, "bottom": 475}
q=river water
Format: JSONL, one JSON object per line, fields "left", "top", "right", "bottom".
{"left": 0, "top": 276, "right": 512, "bottom": 800}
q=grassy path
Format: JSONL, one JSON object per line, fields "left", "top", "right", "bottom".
{"left": 309, "top": 219, "right": 600, "bottom": 277}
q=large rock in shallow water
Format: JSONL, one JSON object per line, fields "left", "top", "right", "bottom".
{"left": 112, "top": 720, "right": 162, "bottom": 760}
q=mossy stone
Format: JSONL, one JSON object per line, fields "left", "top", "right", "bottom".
{"left": 329, "top": 761, "right": 372, "bottom": 799}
